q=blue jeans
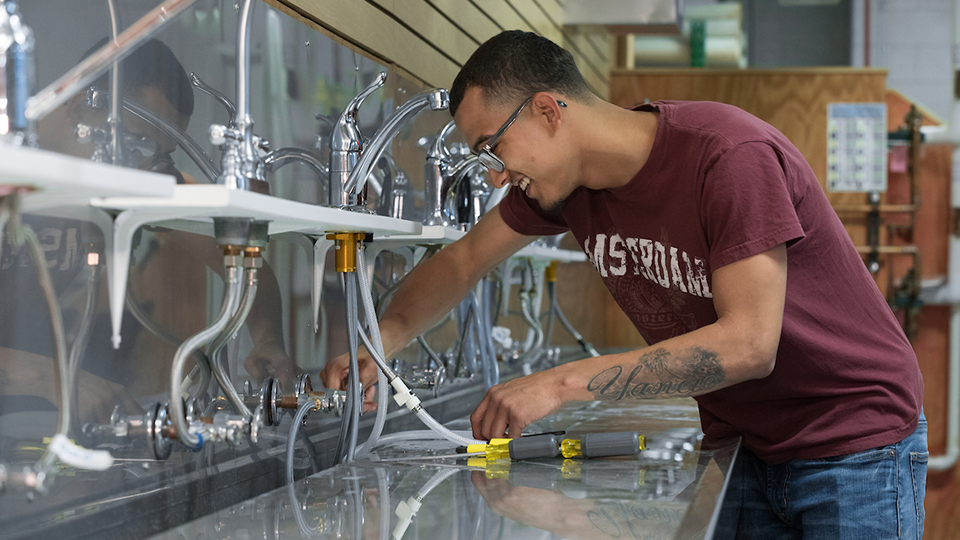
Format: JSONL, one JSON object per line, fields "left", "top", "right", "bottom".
{"left": 715, "top": 414, "right": 928, "bottom": 540}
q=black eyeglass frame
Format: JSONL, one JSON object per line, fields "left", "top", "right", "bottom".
{"left": 477, "top": 97, "right": 567, "bottom": 173}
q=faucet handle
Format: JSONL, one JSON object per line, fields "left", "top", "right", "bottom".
{"left": 344, "top": 71, "right": 387, "bottom": 120}
{"left": 209, "top": 123, "right": 241, "bottom": 146}
{"left": 190, "top": 72, "right": 237, "bottom": 126}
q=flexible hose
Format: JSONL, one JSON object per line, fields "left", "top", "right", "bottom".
{"left": 207, "top": 266, "right": 258, "bottom": 417}
{"left": 544, "top": 281, "right": 558, "bottom": 350}
{"left": 480, "top": 280, "right": 500, "bottom": 385}
{"left": 286, "top": 397, "right": 319, "bottom": 484}
{"left": 419, "top": 468, "right": 459, "bottom": 498}
{"left": 343, "top": 275, "right": 361, "bottom": 462}
{"left": 67, "top": 265, "right": 99, "bottom": 441}
{"left": 455, "top": 300, "right": 479, "bottom": 377}
{"left": 170, "top": 265, "right": 242, "bottom": 449}
{"left": 467, "top": 289, "right": 497, "bottom": 388}
{"left": 355, "top": 250, "right": 390, "bottom": 457}
{"left": 355, "top": 326, "right": 389, "bottom": 459}
{"left": 518, "top": 290, "right": 545, "bottom": 366}
{"left": 376, "top": 467, "right": 390, "bottom": 540}
{"left": 22, "top": 226, "right": 70, "bottom": 473}
{"left": 553, "top": 294, "right": 601, "bottom": 358}
{"left": 416, "top": 408, "right": 482, "bottom": 447}
{"left": 370, "top": 429, "right": 476, "bottom": 448}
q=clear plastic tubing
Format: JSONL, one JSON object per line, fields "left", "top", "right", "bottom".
{"left": 354, "top": 250, "right": 481, "bottom": 448}
{"left": 354, "top": 249, "right": 389, "bottom": 457}
{"left": 286, "top": 398, "right": 318, "bottom": 484}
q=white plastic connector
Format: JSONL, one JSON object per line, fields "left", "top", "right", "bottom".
{"left": 49, "top": 434, "right": 114, "bottom": 471}
{"left": 392, "top": 496, "right": 422, "bottom": 540}
{"left": 390, "top": 377, "right": 421, "bottom": 411}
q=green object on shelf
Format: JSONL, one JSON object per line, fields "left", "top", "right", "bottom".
{"left": 690, "top": 20, "right": 706, "bottom": 68}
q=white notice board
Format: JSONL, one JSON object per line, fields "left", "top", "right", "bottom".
{"left": 826, "top": 103, "right": 887, "bottom": 193}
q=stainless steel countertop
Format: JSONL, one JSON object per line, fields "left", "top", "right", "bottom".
{"left": 149, "top": 399, "right": 740, "bottom": 540}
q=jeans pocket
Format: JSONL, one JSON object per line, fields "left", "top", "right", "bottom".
{"left": 909, "top": 451, "right": 928, "bottom": 540}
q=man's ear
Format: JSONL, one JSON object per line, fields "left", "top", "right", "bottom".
{"left": 531, "top": 92, "right": 564, "bottom": 132}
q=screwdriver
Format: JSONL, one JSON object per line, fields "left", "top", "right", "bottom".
{"left": 560, "top": 431, "right": 646, "bottom": 458}
{"left": 465, "top": 434, "right": 560, "bottom": 460}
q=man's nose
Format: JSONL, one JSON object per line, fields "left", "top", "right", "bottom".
{"left": 488, "top": 167, "right": 510, "bottom": 188}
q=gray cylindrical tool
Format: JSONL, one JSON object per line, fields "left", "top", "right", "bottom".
{"left": 508, "top": 434, "right": 559, "bottom": 460}
{"left": 580, "top": 431, "right": 642, "bottom": 458}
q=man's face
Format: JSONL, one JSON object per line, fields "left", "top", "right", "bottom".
{"left": 454, "top": 87, "right": 574, "bottom": 213}
{"left": 37, "top": 84, "right": 189, "bottom": 167}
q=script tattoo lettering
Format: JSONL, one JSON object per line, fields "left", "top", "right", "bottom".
{"left": 586, "top": 347, "right": 725, "bottom": 401}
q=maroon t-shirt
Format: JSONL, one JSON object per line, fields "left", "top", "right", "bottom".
{"left": 500, "top": 100, "right": 923, "bottom": 464}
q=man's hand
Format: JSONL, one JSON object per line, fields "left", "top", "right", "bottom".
{"left": 243, "top": 340, "right": 302, "bottom": 390}
{"left": 470, "top": 367, "right": 568, "bottom": 439}
{"left": 76, "top": 370, "right": 145, "bottom": 424}
{"left": 318, "top": 349, "right": 381, "bottom": 412}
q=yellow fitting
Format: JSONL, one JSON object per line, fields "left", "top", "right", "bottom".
{"left": 560, "top": 459, "right": 582, "bottom": 479}
{"left": 560, "top": 438, "right": 582, "bottom": 458}
{"left": 486, "top": 440, "right": 511, "bottom": 460}
{"left": 244, "top": 246, "right": 262, "bottom": 256}
{"left": 221, "top": 245, "right": 243, "bottom": 257}
{"left": 545, "top": 260, "right": 559, "bottom": 283}
{"left": 466, "top": 457, "right": 512, "bottom": 478}
{"left": 326, "top": 232, "right": 365, "bottom": 272}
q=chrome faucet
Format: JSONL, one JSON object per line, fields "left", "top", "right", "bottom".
{"left": 448, "top": 155, "right": 490, "bottom": 230}
{"left": 328, "top": 72, "right": 387, "bottom": 208}
{"left": 0, "top": 0, "right": 35, "bottom": 146}
{"left": 423, "top": 120, "right": 457, "bottom": 226}
{"left": 209, "top": 0, "right": 258, "bottom": 191}
{"left": 343, "top": 87, "right": 449, "bottom": 211}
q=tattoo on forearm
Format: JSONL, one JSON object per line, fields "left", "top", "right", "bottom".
{"left": 586, "top": 347, "right": 725, "bottom": 400}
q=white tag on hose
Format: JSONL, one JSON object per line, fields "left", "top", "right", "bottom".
{"left": 49, "top": 434, "right": 115, "bottom": 471}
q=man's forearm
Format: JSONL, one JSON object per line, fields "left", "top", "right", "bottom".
{"left": 554, "top": 320, "right": 775, "bottom": 403}
{"left": 378, "top": 244, "right": 480, "bottom": 358}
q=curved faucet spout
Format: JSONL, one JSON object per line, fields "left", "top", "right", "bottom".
{"left": 345, "top": 88, "right": 450, "bottom": 196}
{"left": 263, "top": 147, "right": 329, "bottom": 179}
{"left": 190, "top": 72, "right": 237, "bottom": 126}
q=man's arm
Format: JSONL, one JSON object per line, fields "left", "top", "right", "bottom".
{"left": 318, "top": 205, "right": 539, "bottom": 390}
{"left": 470, "top": 243, "right": 787, "bottom": 439}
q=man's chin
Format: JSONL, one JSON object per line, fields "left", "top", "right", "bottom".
{"left": 538, "top": 197, "right": 565, "bottom": 216}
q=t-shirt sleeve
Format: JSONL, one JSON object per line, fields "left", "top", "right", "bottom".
{"left": 701, "top": 142, "right": 805, "bottom": 270}
{"left": 498, "top": 186, "right": 570, "bottom": 236}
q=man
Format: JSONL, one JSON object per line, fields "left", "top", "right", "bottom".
{"left": 320, "top": 31, "right": 926, "bottom": 538}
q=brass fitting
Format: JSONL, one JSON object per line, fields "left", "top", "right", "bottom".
{"left": 221, "top": 245, "right": 244, "bottom": 267}
{"left": 545, "top": 260, "right": 559, "bottom": 283}
{"left": 326, "top": 232, "right": 368, "bottom": 272}
{"left": 243, "top": 246, "right": 263, "bottom": 268}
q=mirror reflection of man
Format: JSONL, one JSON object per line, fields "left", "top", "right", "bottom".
{"left": 0, "top": 39, "right": 298, "bottom": 433}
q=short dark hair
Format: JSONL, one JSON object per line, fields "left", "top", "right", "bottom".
{"left": 450, "top": 30, "right": 592, "bottom": 117}
{"left": 83, "top": 38, "right": 194, "bottom": 118}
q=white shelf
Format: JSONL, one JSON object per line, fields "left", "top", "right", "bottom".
{"left": 93, "top": 184, "right": 423, "bottom": 237}
{"left": 90, "top": 184, "right": 423, "bottom": 348}
{"left": 0, "top": 145, "right": 176, "bottom": 211}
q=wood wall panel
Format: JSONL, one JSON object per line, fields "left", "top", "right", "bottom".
{"left": 270, "top": 0, "right": 461, "bottom": 86}
{"left": 610, "top": 68, "right": 888, "bottom": 212}
{"left": 368, "top": 0, "right": 481, "bottom": 65}
{"left": 276, "top": 0, "right": 611, "bottom": 97}
{"left": 424, "top": 0, "right": 502, "bottom": 43}
{"left": 507, "top": 0, "right": 562, "bottom": 43}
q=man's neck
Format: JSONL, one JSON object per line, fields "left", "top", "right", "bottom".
{"left": 576, "top": 101, "right": 659, "bottom": 191}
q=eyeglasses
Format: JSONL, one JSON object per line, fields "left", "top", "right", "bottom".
{"left": 477, "top": 97, "right": 567, "bottom": 173}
